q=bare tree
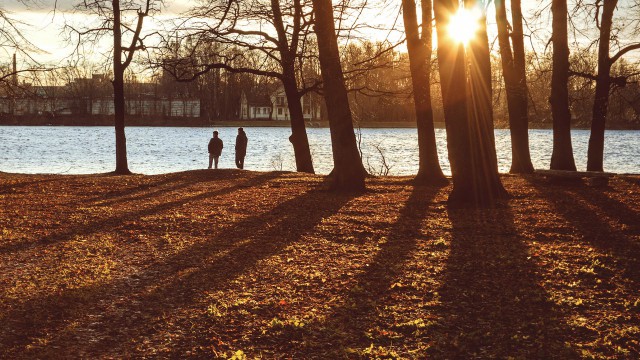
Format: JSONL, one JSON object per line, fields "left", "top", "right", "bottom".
{"left": 465, "top": 0, "right": 508, "bottom": 203}
{"left": 550, "top": 0, "right": 577, "bottom": 171}
{"left": 0, "top": 6, "right": 47, "bottom": 87}
{"left": 433, "top": 0, "right": 506, "bottom": 206}
{"left": 0, "top": 6, "right": 28, "bottom": 59}
{"left": 365, "top": 142, "right": 393, "bottom": 176}
{"left": 401, "top": 0, "right": 447, "bottom": 185}
{"left": 162, "top": 0, "right": 318, "bottom": 173}
{"left": 341, "top": 41, "right": 416, "bottom": 124}
{"left": 583, "top": 0, "right": 640, "bottom": 171}
{"left": 67, "top": 0, "right": 161, "bottom": 174}
{"left": 494, "top": 0, "right": 534, "bottom": 173}
{"left": 311, "top": 0, "right": 366, "bottom": 191}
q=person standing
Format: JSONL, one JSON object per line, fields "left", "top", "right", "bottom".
{"left": 235, "top": 127, "right": 248, "bottom": 169}
{"left": 208, "top": 131, "right": 223, "bottom": 169}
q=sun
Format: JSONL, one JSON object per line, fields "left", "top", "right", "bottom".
{"left": 447, "top": 8, "right": 481, "bottom": 45}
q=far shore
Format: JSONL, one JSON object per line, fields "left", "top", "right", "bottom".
{"left": 0, "top": 117, "right": 640, "bottom": 130}
{"left": 2, "top": 115, "right": 639, "bottom": 130}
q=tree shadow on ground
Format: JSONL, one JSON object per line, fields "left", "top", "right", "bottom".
{"left": 571, "top": 181, "right": 639, "bottom": 230}
{"left": 84, "top": 169, "right": 249, "bottom": 207}
{"left": 525, "top": 176, "right": 640, "bottom": 284}
{"left": 0, "top": 184, "right": 355, "bottom": 358}
{"left": 618, "top": 176, "right": 639, "bottom": 187}
{"left": 0, "top": 171, "right": 279, "bottom": 255}
{"left": 428, "top": 205, "right": 576, "bottom": 358}
{"left": 295, "top": 184, "right": 441, "bottom": 357}
{"left": 0, "top": 177, "right": 59, "bottom": 194}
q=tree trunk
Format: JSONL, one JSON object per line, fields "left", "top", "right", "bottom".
{"left": 112, "top": 0, "right": 130, "bottom": 175}
{"left": 270, "top": 0, "right": 315, "bottom": 174}
{"left": 311, "top": 0, "right": 366, "bottom": 191}
{"left": 434, "top": 0, "right": 473, "bottom": 202}
{"left": 281, "top": 64, "right": 315, "bottom": 173}
{"left": 587, "top": 0, "right": 616, "bottom": 172}
{"left": 434, "top": 0, "right": 506, "bottom": 206}
{"left": 465, "top": 2, "right": 508, "bottom": 204}
{"left": 495, "top": 0, "right": 534, "bottom": 173}
{"left": 550, "top": 0, "right": 576, "bottom": 171}
{"left": 402, "top": 0, "right": 447, "bottom": 185}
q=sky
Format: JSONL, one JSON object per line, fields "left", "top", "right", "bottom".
{"left": 2, "top": 0, "right": 638, "bottom": 73}
{"left": 1, "top": 0, "right": 191, "bottom": 65}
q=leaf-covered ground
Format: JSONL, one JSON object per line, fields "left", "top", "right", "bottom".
{"left": 0, "top": 170, "right": 638, "bottom": 359}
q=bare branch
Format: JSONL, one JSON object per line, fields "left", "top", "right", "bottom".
{"left": 610, "top": 43, "right": 640, "bottom": 64}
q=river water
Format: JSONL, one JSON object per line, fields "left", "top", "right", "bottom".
{"left": 1, "top": 126, "right": 638, "bottom": 175}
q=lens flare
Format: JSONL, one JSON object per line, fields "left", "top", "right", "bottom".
{"left": 447, "top": 8, "right": 481, "bottom": 45}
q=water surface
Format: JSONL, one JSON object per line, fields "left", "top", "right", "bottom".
{"left": 1, "top": 126, "right": 638, "bottom": 175}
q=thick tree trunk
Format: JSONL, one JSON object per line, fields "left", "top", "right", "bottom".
{"left": 311, "top": 0, "right": 366, "bottom": 191}
{"left": 495, "top": 0, "right": 534, "bottom": 173}
{"left": 281, "top": 65, "right": 315, "bottom": 173}
{"left": 112, "top": 0, "right": 130, "bottom": 175}
{"left": 270, "top": 0, "right": 315, "bottom": 174}
{"left": 550, "top": 0, "right": 577, "bottom": 171}
{"left": 434, "top": 0, "right": 506, "bottom": 206}
{"left": 402, "top": 0, "right": 447, "bottom": 185}
{"left": 433, "top": 0, "right": 474, "bottom": 202}
{"left": 465, "top": 4, "right": 508, "bottom": 205}
{"left": 587, "top": 0, "right": 616, "bottom": 172}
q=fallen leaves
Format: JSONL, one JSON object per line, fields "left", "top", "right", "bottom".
{"left": 0, "top": 170, "right": 638, "bottom": 358}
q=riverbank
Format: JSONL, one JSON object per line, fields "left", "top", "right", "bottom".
{"left": 0, "top": 115, "right": 432, "bottom": 128}
{"left": 1, "top": 170, "right": 638, "bottom": 358}
{"left": 2, "top": 115, "right": 639, "bottom": 129}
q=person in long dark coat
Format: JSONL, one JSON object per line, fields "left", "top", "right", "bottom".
{"left": 235, "top": 128, "right": 248, "bottom": 169}
{"left": 208, "top": 131, "right": 223, "bottom": 169}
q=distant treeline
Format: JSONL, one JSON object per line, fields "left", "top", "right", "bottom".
{"left": 2, "top": 42, "right": 639, "bottom": 129}
{"left": 340, "top": 43, "right": 640, "bottom": 129}
{"left": 0, "top": 114, "right": 210, "bottom": 127}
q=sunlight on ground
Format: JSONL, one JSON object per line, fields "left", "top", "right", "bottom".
{"left": 447, "top": 7, "right": 481, "bottom": 45}
{"left": 1, "top": 172, "right": 639, "bottom": 357}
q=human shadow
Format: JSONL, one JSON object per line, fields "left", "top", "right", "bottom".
{"left": 429, "top": 205, "right": 576, "bottom": 358}
{"left": 0, "top": 171, "right": 280, "bottom": 255}
{"left": 84, "top": 169, "right": 244, "bottom": 207}
{"left": 0, "top": 186, "right": 355, "bottom": 357}
{"left": 0, "top": 177, "right": 59, "bottom": 195}
{"left": 295, "top": 184, "right": 441, "bottom": 356}
{"left": 525, "top": 176, "right": 640, "bottom": 284}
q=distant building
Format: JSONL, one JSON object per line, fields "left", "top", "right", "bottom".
{"left": 271, "top": 87, "right": 322, "bottom": 121}
{"left": 240, "top": 87, "right": 322, "bottom": 121}
{"left": 0, "top": 85, "right": 74, "bottom": 116}
{"left": 87, "top": 98, "right": 200, "bottom": 117}
{"left": 240, "top": 92, "right": 273, "bottom": 120}
{"left": 0, "top": 72, "right": 200, "bottom": 118}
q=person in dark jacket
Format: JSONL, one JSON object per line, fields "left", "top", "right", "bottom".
{"left": 235, "top": 128, "right": 248, "bottom": 169}
{"left": 208, "top": 131, "right": 223, "bottom": 169}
